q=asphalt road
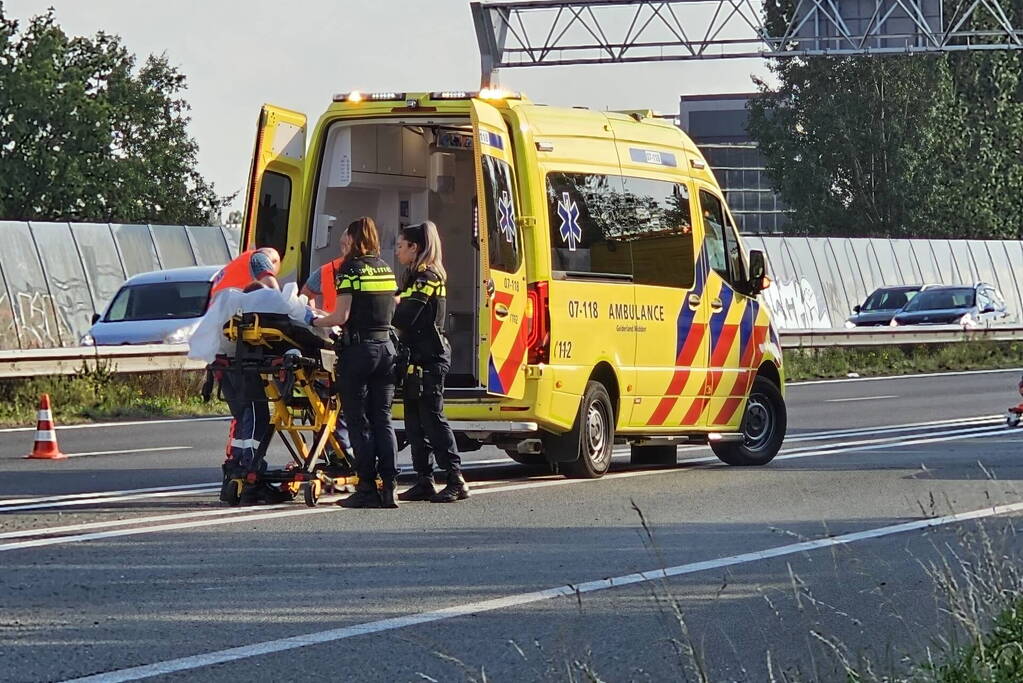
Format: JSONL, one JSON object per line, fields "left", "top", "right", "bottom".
{"left": 1, "top": 369, "right": 1022, "bottom": 682}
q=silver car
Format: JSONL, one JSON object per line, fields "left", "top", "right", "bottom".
{"left": 81, "top": 266, "right": 221, "bottom": 346}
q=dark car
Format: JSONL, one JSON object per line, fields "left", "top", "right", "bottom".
{"left": 890, "top": 282, "right": 1008, "bottom": 328}
{"left": 846, "top": 285, "right": 926, "bottom": 327}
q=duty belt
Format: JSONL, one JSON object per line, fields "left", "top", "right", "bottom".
{"left": 343, "top": 328, "right": 391, "bottom": 344}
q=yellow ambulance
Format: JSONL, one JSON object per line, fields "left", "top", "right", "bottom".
{"left": 241, "top": 90, "right": 785, "bottom": 479}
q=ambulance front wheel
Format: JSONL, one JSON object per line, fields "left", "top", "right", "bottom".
{"left": 546, "top": 381, "right": 614, "bottom": 479}
{"left": 712, "top": 375, "right": 786, "bottom": 466}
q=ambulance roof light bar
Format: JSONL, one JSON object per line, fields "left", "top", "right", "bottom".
{"left": 429, "top": 89, "right": 522, "bottom": 100}
{"left": 333, "top": 90, "right": 521, "bottom": 103}
{"left": 332, "top": 91, "right": 407, "bottom": 102}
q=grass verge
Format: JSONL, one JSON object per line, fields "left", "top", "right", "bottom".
{"left": 0, "top": 365, "right": 225, "bottom": 427}
{"left": 784, "top": 340, "right": 1023, "bottom": 382}
{"left": 930, "top": 596, "right": 1023, "bottom": 682}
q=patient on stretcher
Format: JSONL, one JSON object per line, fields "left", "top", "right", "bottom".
{"left": 189, "top": 285, "right": 350, "bottom": 506}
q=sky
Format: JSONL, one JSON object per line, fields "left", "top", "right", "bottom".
{"left": 5, "top": 0, "right": 769, "bottom": 216}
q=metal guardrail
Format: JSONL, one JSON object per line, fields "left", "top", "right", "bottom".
{"left": 0, "top": 326, "right": 1021, "bottom": 377}
{"left": 780, "top": 325, "right": 1023, "bottom": 348}
{"left": 0, "top": 344, "right": 205, "bottom": 378}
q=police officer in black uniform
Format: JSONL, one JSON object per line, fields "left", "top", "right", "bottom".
{"left": 313, "top": 217, "right": 400, "bottom": 508}
{"left": 393, "top": 221, "right": 468, "bottom": 503}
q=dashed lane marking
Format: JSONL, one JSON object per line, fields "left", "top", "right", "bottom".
{"left": 825, "top": 395, "right": 898, "bottom": 403}
{"left": 65, "top": 446, "right": 192, "bottom": 458}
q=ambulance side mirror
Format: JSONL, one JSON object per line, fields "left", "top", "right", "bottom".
{"left": 747, "top": 250, "right": 769, "bottom": 294}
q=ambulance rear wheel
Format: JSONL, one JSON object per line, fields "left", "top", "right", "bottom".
{"left": 712, "top": 375, "right": 786, "bottom": 466}
{"left": 553, "top": 381, "right": 614, "bottom": 479}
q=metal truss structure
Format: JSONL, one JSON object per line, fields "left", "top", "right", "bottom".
{"left": 471, "top": 0, "right": 1023, "bottom": 86}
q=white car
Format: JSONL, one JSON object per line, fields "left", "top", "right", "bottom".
{"left": 81, "top": 266, "right": 221, "bottom": 345}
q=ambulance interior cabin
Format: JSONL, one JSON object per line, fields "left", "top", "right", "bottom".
{"left": 310, "top": 121, "right": 479, "bottom": 387}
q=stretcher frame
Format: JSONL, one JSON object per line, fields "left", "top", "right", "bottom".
{"left": 219, "top": 312, "right": 358, "bottom": 506}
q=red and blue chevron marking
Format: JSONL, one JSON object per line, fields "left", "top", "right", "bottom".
{"left": 712, "top": 299, "right": 765, "bottom": 425}
{"left": 647, "top": 249, "right": 709, "bottom": 426}
{"left": 487, "top": 290, "right": 527, "bottom": 396}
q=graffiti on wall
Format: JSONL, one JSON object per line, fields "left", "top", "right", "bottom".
{"left": 11, "top": 292, "right": 73, "bottom": 348}
{"left": 760, "top": 278, "right": 833, "bottom": 330}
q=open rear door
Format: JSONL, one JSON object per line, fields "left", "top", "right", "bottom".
{"left": 241, "top": 105, "right": 306, "bottom": 280}
{"left": 470, "top": 99, "right": 528, "bottom": 399}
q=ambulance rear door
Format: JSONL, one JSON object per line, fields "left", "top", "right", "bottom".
{"left": 470, "top": 99, "right": 528, "bottom": 399}
{"left": 242, "top": 105, "right": 307, "bottom": 281}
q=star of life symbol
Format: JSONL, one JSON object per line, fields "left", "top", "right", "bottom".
{"left": 557, "top": 192, "right": 582, "bottom": 251}
{"left": 498, "top": 190, "right": 515, "bottom": 243}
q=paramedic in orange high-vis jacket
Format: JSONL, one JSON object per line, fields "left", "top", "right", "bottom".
{"left": 210, "top": 247, "right": 282, "bottom": 302}
{"left": 301, "top": 256, "right": 345, "bottom": 312}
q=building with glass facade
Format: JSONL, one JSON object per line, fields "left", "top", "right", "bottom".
{"left": 678, "top": 94, "right": 789, "bottom": 234}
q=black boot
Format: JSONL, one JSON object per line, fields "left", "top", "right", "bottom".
{"left": 398, "top": 474, "right": 437, "bottom": 502}
{"left": 338, "top": 482, "right": 382, "bottom": 509}
{"left": 380, "top": 480, "right": 399, "bottom": 509}
{"left": 430, "top": 471, "right": 469, "bottom": 503}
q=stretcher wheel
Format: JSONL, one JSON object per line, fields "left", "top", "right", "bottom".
{"left": 220, "top": 479, "right": 242, "bottom": 507}
{"left": 303, "top": 481, "right": 320, "bottom": 507}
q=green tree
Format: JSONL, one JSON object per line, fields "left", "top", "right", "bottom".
{"left": 0, "top": 5, "right": 228, "bottom": 224}
{"left": 748, "top": 0, "right": 1023, "bottom": 239}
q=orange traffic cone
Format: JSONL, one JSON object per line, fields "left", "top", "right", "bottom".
{"left": 26, "top": 394, "right": 66, "bottom": 459}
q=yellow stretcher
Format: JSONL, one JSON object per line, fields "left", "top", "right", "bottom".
{"left": 218, "top": 312, "right": 358, "bottom": 506}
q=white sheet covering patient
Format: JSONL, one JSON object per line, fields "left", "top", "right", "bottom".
{"left": 188, "top": 283, "right": 324, "bottom": 363}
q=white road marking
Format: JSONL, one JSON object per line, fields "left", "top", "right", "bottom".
{"left": 789, "top": 367, "right": 1023, "bottom": 386}
{"left": 0, "top": 415, "right": 230, "bottom": 434}
{"left": 1, "top": 425, "right": 1009, "bottom": 553}
{"left": 65, "top": 446, "right": 192, "bottom": 458}
{"left": 0, "top": 505, "right": 291, "bottom": 540}
{"left": 789, "top": 415, "right": 1002, "bottom": 441}
{"left": 1, "top": 506, "right": 337, "bottom": 551}
{"left": 63, "top": 498, "right": 1023, "bottom": 683}
{"left": 2, "top": 418, "right": 1006, "bottom": 516}
{"left": 0, "top": 486, "right": 218, "bottom": 513}
{"left": 825, "top": 395, "right": 898, "bottom": 403}
{"left": 775, "top": 426, "right": 1009, "bottom": 462}
{"left": 0, "top": 482, "right": 219, "bottom": 507}
{"left": 761, "top": 424, "right": 1006, "bottom": 458}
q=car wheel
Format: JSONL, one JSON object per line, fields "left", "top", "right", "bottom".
{"left": 711, "top": 375, "right": 786, "bottom": 466}
{"left": 545, "top": 381, "right": 615, "bottom": 479}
